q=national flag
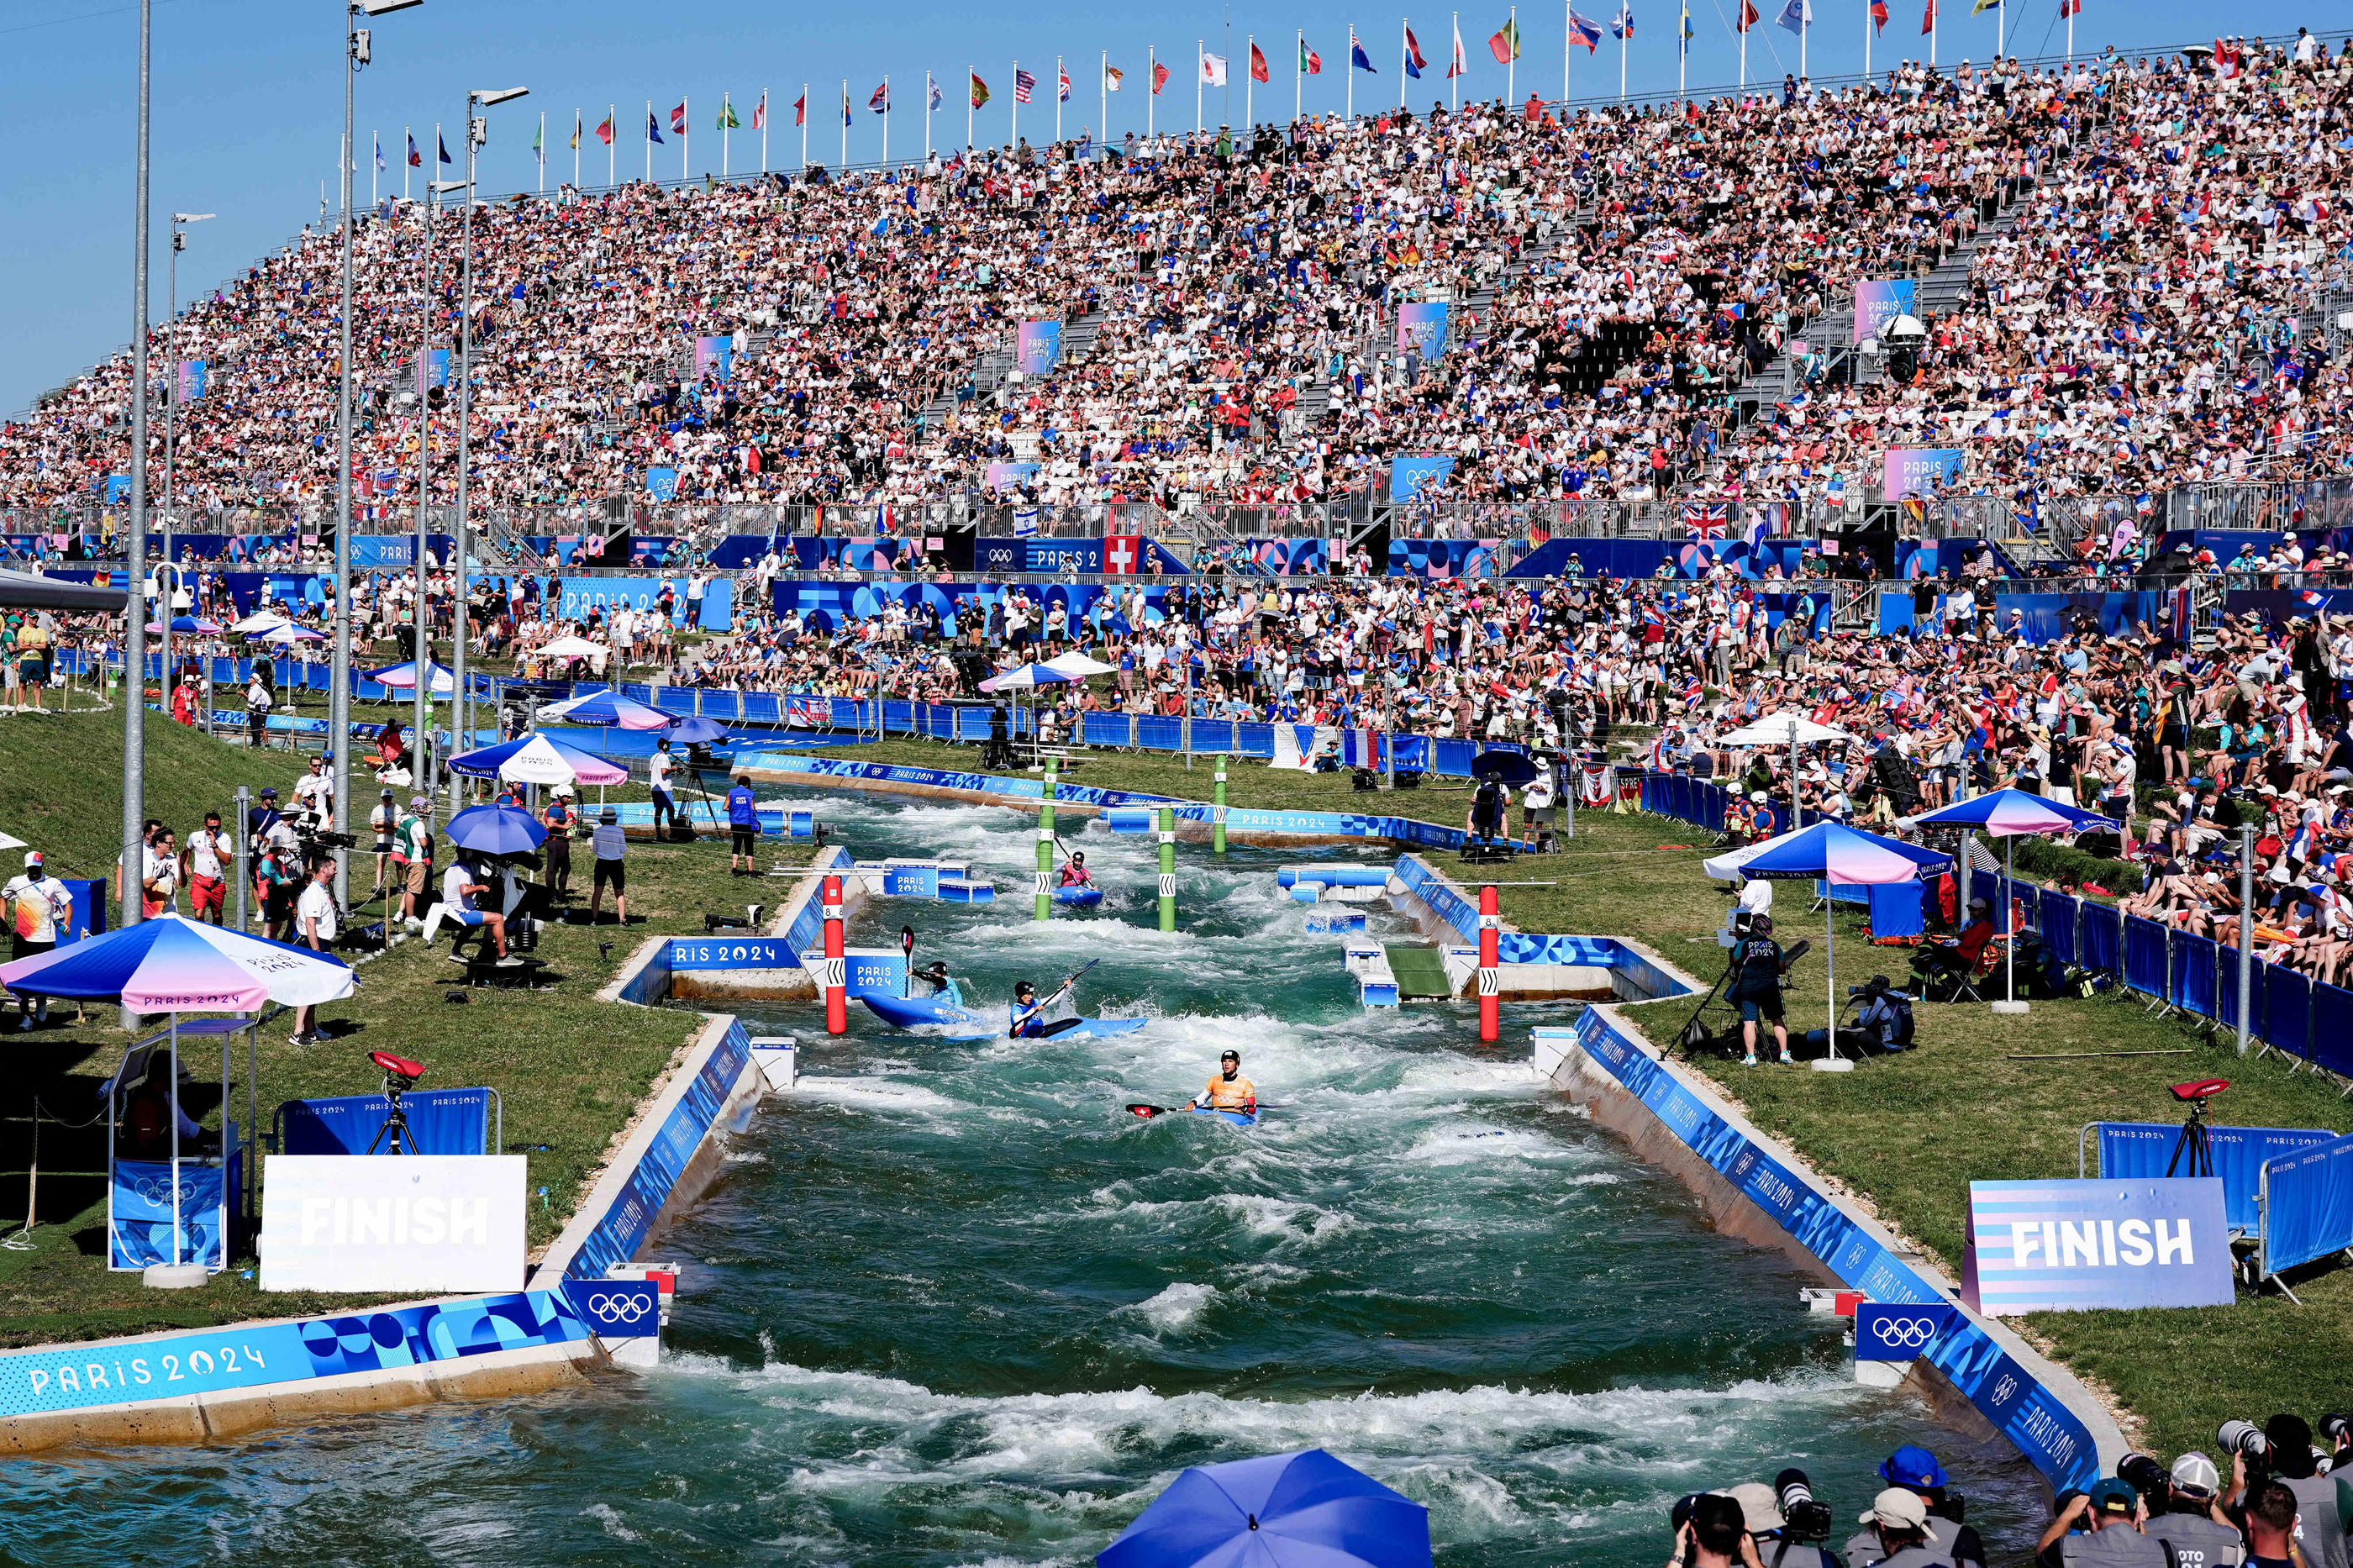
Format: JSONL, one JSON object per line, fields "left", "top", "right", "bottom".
{"left": 532, "top": 121, "right": 545, "bottom": 162}
{"left": 1015, "top": 67, "right": 1038, "bottom": 101}
{"left": 752, "top": 92, "right": 766, "bottom": 129}
{"left": 1301, "top": 38, "right": 1323, "bottom": 71}
{"left": 869, "top": 82, "right": 890, "bottom": 113}
{"left": 1735, "top": 0, "right": 1760, "bottom": 29}
{"left": 2300, "top": 590, "right": 2328, "bottom": 609}
{"left": 1610, "top": 3, "right": 1634, "bottom": 38}
{"left": 437, "top": 130, "right": 453, "bottom": 163}
{"left": 595, "top": 113, "right": 614, "bottom": 145}
{"left": 1569, "top": 8, "right": 1603, "bottom": 49}
{"left": 929, "top": 76, "right": 945, "bottom": 109}
{"left": 374, "top": 134, "right": 385, "bottom": 172}
{"left": 1105, "top": 63, "right": 1124, "bottom": 91}
{"left": 1448, "top": 18, "right": 1466, "bottom": 75}
{"left": 1058, "top": 62, "right": 1071, "bottom": 101}
{"left": 1250, "top": 42, "right": 1270, "bottom": 82}
{"left": 1871, "top": 0, "right": 1888, "bottom": 28}
{"left": 794, "top": 91, "right": 808, "bottom": 124}
{"left": 647, "top": 109, "right": 664, "bottom": 145}
{"left": 570, "top": 113, "right": 581, "bottom": 150}
{"left": 1921, "top": 0, "right": 1935, "bottom": 34}
{"left": 719, "top": 97, "right": 741, "bottom": 129}
{"left": 1152, "top": 60, "right": 1171, "bottom": 92}
{"left": 1680, "top": 0, "right": 1695, "bottom": 48}
{"left": 2058, "top": 0, "right": 2079, "bottom": 14}
{"left": 1681, "top": 501, "right": 1729, "bottom": 539}
{"left": 1778, "top": 0, "right": 1809, "bottom": 32}
{"left": 1681, "top": 675, "right": 1705, "bottom": 709}
{"left": 1352, "top": 34, "right": 1378, "bottom": 71}
{"left": 671, "top": 101, "right": 687, "bottom": 134}
{"left": 841, "top": 87, "right": 852, "bottom": 127}
{"left": 1103, "top": 534, "right": 1144, "bottom": 574}
{"left": 1200, "top": 53, "right": 1226, "bottom": 87}
{"left": 1403, "top": 26, "right": 1427, "bottom": 76}
{"left": 970, "top": 74, "right": 990, "bottom": 109}
{"left": 408, "top": 132, "right": 421, "bottom": 167}
{"left": 1970, "top": 0, "right": 1996, "bottom": 13}
{"left": 1489, "top": 14, "right": 1522, "bottom": 60}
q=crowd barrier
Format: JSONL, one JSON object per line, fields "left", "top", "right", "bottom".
{"left": 1637, "top": 771, "right": 2353, "bottom": 1082}
{"left": 2082, "top": 1121, "right": 2340, "bottom": 1234}
{"left": 2258, "top": 1134, "right": 2353, "bottom": 1281}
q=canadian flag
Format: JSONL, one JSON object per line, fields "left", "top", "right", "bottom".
{"left": 1103, "top": 534, "right": 1144, "bottom": 574}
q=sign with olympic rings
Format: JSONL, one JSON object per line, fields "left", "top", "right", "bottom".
{"left": 561, "top": 1280, "right": 661, "bottom": 1338}
{"left": 1855, "top": 1302, "right": 1959, "bottom": 1360}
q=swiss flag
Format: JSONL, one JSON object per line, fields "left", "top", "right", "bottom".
{"left": 1103, "top": 534, "right": 1143, "bottom": 574}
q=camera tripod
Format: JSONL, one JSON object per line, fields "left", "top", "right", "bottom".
{"left": 2166, "top": 1078, "right": 2229, "bottom": 1181}
{"left": 365, "top": 1053, "right": 428, "bottom": 1155}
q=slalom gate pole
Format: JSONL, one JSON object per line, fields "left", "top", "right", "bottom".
{"left": 1157, "top": 807, "right": 1176, "bottom": 932}
{"left": 1213, "top": 756, "right": 1228, "bottom": 855}
{"left": 822, "top": 874, "right": 846, "bottom": 1035}
{"left": 1036, "top": 763, "right": 1057, "bottom": 922}
{"left": 1478, "top": 884, "right": 1501, "bottom": 1043}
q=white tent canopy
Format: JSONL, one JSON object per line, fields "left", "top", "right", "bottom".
{"left": 538, "top": 635, "right": 611, "bottom": 660}
{"left": 1718, "top": 713, "right": 1856, "bottom": 748}
{"left": 1044, "top": 650, "right": 1119, "bottom": 677}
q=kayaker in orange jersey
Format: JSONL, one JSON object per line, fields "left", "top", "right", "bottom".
{"left": 1186, "top": 1050, "right": 1257, "bottom": 1114}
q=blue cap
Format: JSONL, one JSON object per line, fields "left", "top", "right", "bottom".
{"left": 1881, "top": 1446, "right": 1950, "bottom": 1490}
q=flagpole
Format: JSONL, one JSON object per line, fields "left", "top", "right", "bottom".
{"left": 1799, "top": 3, "right": 1806, "bottom": 80}
{"left": 1564, "top": 3, "right": 1571, "bottom": 104}
{"left": 723, "top": 95, "right": 730, "bottom": 178}
{"left": 682, "top": 94, "right": 689, "bottom": 182}
{"left": 1245, "top": 37, "right": 1252, "bottom": 129}
{"left": 884, "top": 76, "right": 891, "bottom": 166}
{"left": 1295, "top": 30, "right": 1303, "bottom": 122}
{"left": 645, "top": 101, "right": 651, "bottom": 182}
{"left": 572, "top": 111, "right": 580, "bottom": 188}
{"left": 1930, "top": 1, "right": 1936, "bottom": 68}
{"left": 802, "top": 86, "right": 808, "bottom": 169}
{"left": 967, "top": 67, "right": 975, "bottom": 150}
{"left": 1149, "top": 46, "right": 1156, "bottom": 137}
{"left": 1100, "top": 54, "right": 1108, "bottom": 150}
{"left": 1864, "top": 3, "right": 1871, "bottom": 82}
{"left": 1506, "top": 7, "right": 1515, "bottom": 104}
{"left": 371, "top": 133, "right": 378, "bottom": 205}
{"left": 1677, "top": 3, "right": 1686, "bottom": 98}
{"left": 1619, "top": 11, "right": 1627, "bottom": 98}
{"left": 2065, "top": 0, "right": 2071, "bottom": 58}
{"left": 403, "top": 125, "right": 411, "bottom": 200}
{"left": 1996, "top": 0, "right": 2003, "bottom": 58}
{"left": 1348, "top": 29, "right": 1355, "bottom": 118}
{"left": 1400, "top": 18, "right": 1407, "bottom": 108}
{"left": 1055, "top": 56, "right": 1063, "bottom": 143}
{"left": 931, "top": 73, "right": 938, "bottom": 159}
{"left": 539, "top": 109, "right": 545, "bottom": 192}
{"left": 761, "top": 91, "right": 769, "bottom": 172}
{"left": 608, "top": 105, "right": 614, "bottom": 187}
{"left": 840, "top": 82, "right": 847, "bottom": 166}
{"left": 1740, "top": 8, "right": 1747, "bottom": 88}
{"left": 1450, "top": 15, "right": 1457, "bottom": 112}
{"left": 1195, "top": 44, "right": 1201, "bottom": 134}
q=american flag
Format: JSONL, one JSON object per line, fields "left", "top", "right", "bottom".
{"left": 1014, "top": 68, "right": 1037, "bottom": 103}
{"left": 1681, "top": 501, "right": 1729, "bottom": 539}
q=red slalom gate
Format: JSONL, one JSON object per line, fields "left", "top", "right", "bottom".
{"left": 1478, "top": 885, "right": 1500, "bottom": 1042}
{"left": 822, "top": 874, "right": 847, "bottom": 1035}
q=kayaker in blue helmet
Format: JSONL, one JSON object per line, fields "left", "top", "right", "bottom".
{"left": 1009, "top": 979, "right": 1087, "bottom": 1039}
{"left": 1185, "top": 1050, "right": 1257, "bottom": 1115}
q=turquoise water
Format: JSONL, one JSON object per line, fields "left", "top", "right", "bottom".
{"left": 0, "top": 787, "right": 2044, "bottom": 1566}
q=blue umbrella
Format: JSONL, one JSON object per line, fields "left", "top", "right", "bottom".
{"left": 1700, "top": 821, "right": 1951, "bottom": 1067}
{"left": 1098, "top": 1450, "right": 1430, "bottom": 1568}
{"left": 664, "top": 714, "right": 734, "bottom": 746}
{"left": 1908, "top": 790, "right": 2118, "bottom": 1012}
{"left": 445, "top": 803, "right": 549, "bottom": 857}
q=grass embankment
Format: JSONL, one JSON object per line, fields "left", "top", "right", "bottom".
{"left": 0, "top": 707, "right": 823, "bottom": 1349}
{"left": 820, "top": 734, "right": 2353, "bottom": 1456}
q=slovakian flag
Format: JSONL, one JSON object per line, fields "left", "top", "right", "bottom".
{"left": 1352, "top": 32, "right": 1377, "bottom": 70}
{"left": 869, "top": 81, "right": 890, "bottom": 113}
{"left": 1611, "top": 3, "right": 1634, "bottom": 38}
{"left": 1014, "top": 67, "right": 1037, "bottom": 102}
{"left": 1152, "top": 60, "right": 1171, "bottom": 92}
{"left": 971, "top": 73, "right": 991, "bottom": 108}
{"left": 408, "top": 132, "right": 422, "bottom": 167}
{"left": 1490, "top": 14, "right": 1522, "bottom": 60}
{"left": 1403, "top": 25, "right": 1427, "bottom": 76}
{"left": 1569, "top": 8, "right": 1604, "bottom": 49}
{"left": 1250, "top": 41, "right": 1270, "bottom": 82}
{"left": 1300, "top": 37, "right": 1323, "bottom": 71}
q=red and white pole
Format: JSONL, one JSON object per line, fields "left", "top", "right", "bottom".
{"left": 1478, "top": 884, "right": 1500, "bottom": 1043}
{"left": 822, "top": 873, "right": 847, "bottom": 1036}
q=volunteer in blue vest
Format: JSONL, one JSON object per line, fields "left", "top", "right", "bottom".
{"left": 727, "top": 773, "right": 761, "bottom": 875}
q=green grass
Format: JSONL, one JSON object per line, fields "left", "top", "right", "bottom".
{"left": 822, "top": 736, "right": 2353, "bottom": 1455}
{"left": 0, "top": 707, "right": 825, "bottom": 1348}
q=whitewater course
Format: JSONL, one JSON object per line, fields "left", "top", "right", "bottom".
{"left": 2, "top": 785, "right": 2059, "bottom": 1566}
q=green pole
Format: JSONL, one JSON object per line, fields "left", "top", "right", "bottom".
{"left": 1157, "top": 806, "right": 1176, "bottom": 932}
{"left": 1036, "top": 764, "right": 1057, "bottom": 922}
{"left": 1212, "top": 756, "right": 1228, "bottom": 855}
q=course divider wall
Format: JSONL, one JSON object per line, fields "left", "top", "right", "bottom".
{"left": 1540, "top": 1008, "right": 2114, "bottom": 1497}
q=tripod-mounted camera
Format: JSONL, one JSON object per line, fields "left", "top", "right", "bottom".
{"left": 366, "top": 1050, "right": 429, "bottom": 1155}
{"left": 2166, "top": 1077, "right": 2229, "bottom": 1179}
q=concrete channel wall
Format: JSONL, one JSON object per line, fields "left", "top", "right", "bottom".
{"left": 1537, "top": 1007, "right": 2124, "bottom": 1498}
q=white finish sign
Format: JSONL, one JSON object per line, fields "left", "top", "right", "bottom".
{"left": 259, "top": 1155, "right": 526, "bottom": 1293}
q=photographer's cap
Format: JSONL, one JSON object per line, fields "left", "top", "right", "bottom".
{"left": 1724, "top": 1482, "right": 1784, "bottom": 1534}
{"left": 2087, "top": 1480, "right": 2139, "bottom": 1517}
{"left": 2170, "top": 1453, "right": 2221, "bottom": 1498}
{"left": 1881, "top": 1444, "right": 1949, "bottom": 1490}
{"left": 1859, "top": 1489, "right": 1929, "bottom": 1530}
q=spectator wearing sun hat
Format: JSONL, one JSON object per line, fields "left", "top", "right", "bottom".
{"left": 1845, "top": 1447, "right": 1985, "bottom": 1568}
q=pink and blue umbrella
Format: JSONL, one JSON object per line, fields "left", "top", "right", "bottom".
{"left": 0, "top": 912, "right": 355, "bottom": 1013}
{"left": 537, "top": 690, "right": 674, "bottom": 729}
{"left": 448, "top": 731, "right": 629, "bottom": 787}
{"left": 367, "top": 659, "right": 459, "bottom": 694}
{"left": 1098, "top": 1449, "right": 1430, "bottom": 1568}
{"left": 1909, "top": 790, "right": 2118, "bottom": 1008}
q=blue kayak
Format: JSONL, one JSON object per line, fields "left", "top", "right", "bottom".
{"left": 1192, "top": 1106, "right": 1260, "bottom": 1128}
{"left": 1054, "top": 886, "right": 1104, "bottom": 908}
{"left": 957, "top": 1016, "right": 1148, "bottom": 1044}
{"left": 862, "top": 992, "right": 993, "bottom": 1033}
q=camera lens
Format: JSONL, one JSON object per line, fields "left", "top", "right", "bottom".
{"left": 2119, "top": 1453, "right": 2168, "bottom": 1498}
{"left": 2219, "top": 1420, "right": 2271, "bottom": 1459}
{"left": 2323, "top": 1414, "right": 2353, "bottom": 1447}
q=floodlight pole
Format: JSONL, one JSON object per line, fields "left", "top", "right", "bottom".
{"left": 2236, "top": 823, "right": 2254, "bottom": 1055}
{"left": 124, "top": 0, "right": 152, "bottom": 1008}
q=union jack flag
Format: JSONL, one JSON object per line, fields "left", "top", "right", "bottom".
{"left": 1681, "top": 675, "right": 1704, "bottom": 708}
{"left": 1681, "top": 502, "right": 1729, "bottom": 539}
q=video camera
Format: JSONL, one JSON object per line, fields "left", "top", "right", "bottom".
{"left": 299, "top": 828, "right": 361, "bottom": 852}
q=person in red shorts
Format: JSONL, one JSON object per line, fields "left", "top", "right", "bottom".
{"left": 183, "top": 810, "right": 231, "bottom": 924}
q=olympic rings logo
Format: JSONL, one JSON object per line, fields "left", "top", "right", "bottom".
{"left": 133, "top": 1176, "right": 200, "bottom": 1208}
{"left": 587, "top": 1292, "right": 653, "bottom": 1325}
{"left": 1871, "top": 1315, "right": 1940, "bottom": 1349}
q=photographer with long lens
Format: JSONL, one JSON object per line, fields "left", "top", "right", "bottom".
{"left": 2122, "top": 1452, "right": 2245, "bottom": 1568}
{"left": 2036, "top": 1478, "right": 2166, "bottom": 1568}
{"left": 2220, "top": 1416, "right": 2353, "bottom": 1568}
{"left": 1739, "top": 1474, "right": 1839, "bottom": 1568}
{"left": 1843, "top": 1449, "right": 1984, "bottom": 1568}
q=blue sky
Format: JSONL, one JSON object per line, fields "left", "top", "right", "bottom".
{"left": 0, "top": 0, "right": 2335, "bottom": 415}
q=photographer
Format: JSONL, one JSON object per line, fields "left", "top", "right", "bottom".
{"left": 1852, "top": 1490, "right": 1955, "bottom": 1568}
{"left": 2226, "top": 1416, "right": 2353, "bottom": 1568}
{"left": 1670, "top": 1492, "right": 1759, "bottom": 1568}
{"left": 2036, "top": 1479, "right": 2166, "bottom": 1568}
{"left": 1851, "top": 977, "right": 1917, "bottom": 1054}
{"left": 1844, "top": 1449, "right": 1983, "bottom": 1568}
{"left": 1731, "top": 913, "right": 1795, "bottom": 1066}
{"left": 2133, "top": 1454, "right": 2245, "bottom": 1568}
{"left": 1735, "top": 1477, "right": 1838, "bottom": 1568}
{"left": 290, "top": 858, "right": 338, "bottom": 1045}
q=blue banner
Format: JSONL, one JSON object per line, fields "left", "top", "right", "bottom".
{"left": 561, "top": 1278, "right": 661, "bottom": 1338}
{"left": 667, "top": 935, "right": 803, "bottom": 971}
{"left": 2261, "top": 1132, "right": 2353, "bottom": 1276}
{"left": 1856, "top": 1302, "right": 1959, "bottom": 1360}
{"left": 2093, "top": 1121, "right": 2340, "bottom": 1233}
{"left": 561, "top": 1018, "right": 753, "bottom": 1281}
{"left": 1964, "top": 1178, "right": 2236, "bottom": 1314}
{"left": 108, "top": 1155, "right": 237, "bottom": 1271}
{"left": 1389, "top": 454, "right": 1455, "bottom": 502}
{"left": 1395, "top": 301, "right": 1449, "bottom": 358}
{"left": 277, "top": 1089, "right": 492, "bottom": 1157}
{"left": 1015, "top": 319, "right": 1063, "bottom": 376}
{"left": 645, "top": 467, "right": 679, "bottom": 501}
{"left": 1851, "top": 279, "right": 1916, "bottom": 345}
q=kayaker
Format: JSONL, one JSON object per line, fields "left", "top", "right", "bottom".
{"left": 913, "top": 960, "right": 966, "bottom": 1010}
{"left": 1008, "top": 978, "right": 1087, "bottom": 1039}
{"left": 1058, "top": 851, "right": 1093, "bottom": 888}
{"left": 1184, "top": 1050, "right": 1257, "bottom": 1116}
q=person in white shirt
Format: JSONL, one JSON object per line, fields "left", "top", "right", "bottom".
{"left": 649, "top": 735, "right": 679, "bottom": 837}
{"left": 292, "top": 859, "right": 340, "bottom": 1044}
{"left": 432, "top": 855, "right": 508, "bottom": 957}
{"left": 140, "top": 829, "right": 181, "bottom": 918}
{"left": 3, "top": 850, "right": 75, "bottom": 1029}
{"left": 182, "top": 812, "right": 232, "bottom": 924}
{"left": 292, "top": 755, "right": 334, "bottom": 829}
{"left": 245, "top": 674, "right": 273, "bottom": 748}
{"left": 367, "top": 787, "right": 399, "bottom": 900}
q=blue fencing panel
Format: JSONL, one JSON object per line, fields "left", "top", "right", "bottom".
{"left": 1191, "top": 720, "right": 1237, "bottom": 755}
{"left": 620, "top": 682, "right": 655, "bottom": 704}
{"left": 2262, "top": 1133, "right": 2353, "bottom": 1275}
{"left": 2080, "top": 902, "right": 2122, "bottom": 978}
{"left": 2219, "top": 955, "right": 2267, "bottom": 1039}
{"left": 882, "top": 700, "right": 913, "bottom": 734}
{"left": 1080, "top": 713, "right": 1127, "bottom": 748}
{"left": 957, "top": 707, "right": 994, "bottom": 742}
{"left": 2098, "top": 1121, "right": 2341, "bottom": 1234}
{"left": 1235, "top": 723, "right": 1275, "bottom": 759}
{"left": 1135, "top": 716, "right": 1184, "bottom": 752}
{"left": 1430, "top": 739, "right": 1477, "bottom": 778}
{"left": 2122, "top": 916, "right": 2169, "bottom": 1001}
{"left": 2314, "top": 983, "right": 2353, "bottom": 1081}
{"left": 655, "top": 687, "right": 696, "bottom": 715}
{"left": 1867, "top": 881, "right": 1924, "bottom": 937}
{"left": 276, "top": 1087, "right": 492, "bottom": 1155}
{"left": 2172, "top": 932, "right": 2219, "bottom": 1019}
{"left": 2038, "top": 889, "right": 2079, "bottom": 965}
{"left": 829, "top": 697, "right": 862, "bottom": 728}
{"left": 2264, "top": 965, "right": 2313, "bottom": 1060}
{"left": 740, "top": 692, "right": 779, "bottom": 724}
